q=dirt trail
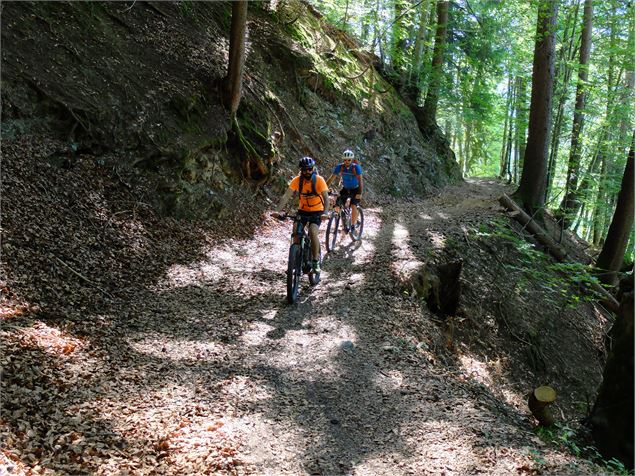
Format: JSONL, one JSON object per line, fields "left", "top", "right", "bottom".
{"left": 2, "top": 178, "right": 602, "bottom": 475}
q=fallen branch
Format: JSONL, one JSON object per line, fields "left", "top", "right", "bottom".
{"left": 499, "top": 194, "right": 567, "bottom": 260}
{"left": 499, "top": 193, "right": 619, "bottom": 313}
{"left": 55, "top": 257, "right": 114, "bottom": 299}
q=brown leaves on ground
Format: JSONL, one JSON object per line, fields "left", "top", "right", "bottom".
{"left": 1, "top": 138, "right": 611, "bottom": 475}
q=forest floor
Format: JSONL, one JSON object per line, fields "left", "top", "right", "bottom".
{"left": 1, "top": 139, "right": 616, "bottom": 475}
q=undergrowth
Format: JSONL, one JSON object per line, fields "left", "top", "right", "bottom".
{"left": 533, "top": 424, "right": 632, "bottom": 475}
{"left": 474, "top": 219, "right": 606, "bottom": 307}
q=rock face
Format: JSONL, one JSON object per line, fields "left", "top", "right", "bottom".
{"left": 1, "top": 1, "right": 461, "bottom": 219}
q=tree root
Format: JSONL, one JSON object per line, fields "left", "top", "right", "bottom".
{"left": 232, "top": 117, "right": 269, "bottom": 181}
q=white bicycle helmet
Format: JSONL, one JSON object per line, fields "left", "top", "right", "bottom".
{"left": 342, "top": 149, "right": 354, "bottom": 160}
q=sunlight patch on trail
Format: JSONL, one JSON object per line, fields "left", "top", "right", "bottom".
{"left": 426, "top": 230, "right": 446, "bottom": 250}
{"left": 9, "top": 321, "right": 85, "bottom": 356}
{"left": 458, "top": 354, "right": 523, "bottom": 409}
{"left": 127, "top": 335, "right": 224, "bottom": 361}
{"left": 250, "top": 317, "right": 359, "bottom": 378}
{"left": 391, "top": 219, "right": 423, "bottom": 278}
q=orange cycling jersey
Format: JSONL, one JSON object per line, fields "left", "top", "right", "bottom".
{"left": 289, "top": 174, "right": 328, "bottom": 212}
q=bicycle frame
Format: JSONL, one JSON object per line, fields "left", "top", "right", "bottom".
{"left": 283, "top": 214, "right": 320, "bottom": 303}
{"left": 325, "top": 193, "right": 364, "bottom": 252}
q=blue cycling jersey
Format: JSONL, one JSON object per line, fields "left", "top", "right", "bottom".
{"left": 332, "top": 163, "right": 362, "bottom": 189}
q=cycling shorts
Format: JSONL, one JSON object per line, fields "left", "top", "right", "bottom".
{"left": 298, "top": 210, "right": 324, "bottom": 227}
{"left": 337, "top": 187, "right": 361, "bottom": 206}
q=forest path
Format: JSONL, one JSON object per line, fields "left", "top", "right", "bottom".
{"left": 92, "top": 178, "right": 573, "bottom": 475}
{"left": 2, "top": 178, "right": 597, "bottom": 476}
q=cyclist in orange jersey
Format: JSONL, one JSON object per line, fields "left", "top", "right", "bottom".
{"left": 272, "top": 157, "right": 329, "bottom": 272}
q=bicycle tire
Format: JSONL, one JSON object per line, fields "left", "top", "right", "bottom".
{"left": 286, "top": 244, "right": 302, "bottom": 304}
{"left": 349, "top": 207, "right": 364, "bottom": 241}
{"left": 309, "top": 249, "right": 321, "bottom": 285}
{"left": 325, "top": 213, "right": 340, "bottom": 252}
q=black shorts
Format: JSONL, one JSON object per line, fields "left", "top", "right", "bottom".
{"left": 298, "top": 210, "right": 323, "bottom": 227}
{"left": 337, "top": 187, "right": 361, "bottom": 206}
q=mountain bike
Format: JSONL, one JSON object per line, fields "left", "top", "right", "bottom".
{"left": 325, "top": 193, "right": 364, "bottom": 252}
{"left": 275, "top": 213, "right": 321, "bottom": 304}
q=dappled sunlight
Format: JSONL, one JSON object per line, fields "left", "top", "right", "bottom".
{"left": 162, "top": 261, "right": 224, "bottom": 289}
{"left": 458, "top": 354, "right": 522, "bottom": 409}
{"left": 391, "top": 220, "right": 424, "bottom": 278}
{"left": 10, "top": 321, "right": 85, "bottom": 356}
{"left": 127, "top": 335, "right": 225, "bottom": 361}
{"left": 259, "top": 316, "right": 359, "bottom": 378}
{"left": 459, "top": 354, "right": 494, "bottom": 387}
{"left": 241, "top": 321, "right": 276, "bottom": 346}
{"left": 426, "top": 230, "right": 446, "bottom": 250}
{"left": 372, "top": 369, "right": 403, "bottom": 392}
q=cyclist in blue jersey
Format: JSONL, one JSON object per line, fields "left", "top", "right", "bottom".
{"left": 326, "top": 149, "right": 363, "bottom": 232}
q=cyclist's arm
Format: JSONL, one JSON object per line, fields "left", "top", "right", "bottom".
{"left": 275, "top": 187, "right": 295, "bottom": 212}
{"left": 325, "top": 173, "right": 337, "bottom": 187}
{"left": 357, "top": 175, "right": 363, "bottom": 197}
{"left": 321, "top": 190, "right": 330, "bottom": 215}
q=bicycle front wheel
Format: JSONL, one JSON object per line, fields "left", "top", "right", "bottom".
{"left": 325, "top": 213, "right": 340, "bottom": 252}
{"left": 350, "top": 207, "right": 364, "bottom": 241}
{"left": 286, "top": 244, "right": 302, "bottom": 304}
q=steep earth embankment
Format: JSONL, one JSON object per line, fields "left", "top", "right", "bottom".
{"left": 1, "top": 0, "right": 459, "bottom": 222}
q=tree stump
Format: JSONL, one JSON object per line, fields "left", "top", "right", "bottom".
{"left": 528, "top": 385, "right": 557, "bottom": 426}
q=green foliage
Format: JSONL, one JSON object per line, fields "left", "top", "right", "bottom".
{"left": 176, "top": 1, "right": 193, "bottom": 18}
{"left": 533, "top": 423, "right": 633, "bottom": 475}
{"left": 476, "top": 219, "right": 605, "bottom": 306}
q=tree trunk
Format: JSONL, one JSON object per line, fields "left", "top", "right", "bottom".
{"left": 545, "top": 0, "right": 580, "bottom": 202}
{"left": 592, "top": 153, "right": 609, "bottom": 246}
{"left": 589, "top": 273, "right": 634, "bottom": 470}
{"left": 225, "top": 1, "right": 248, "bottom": 121}
{"left": 514, "top": 76, "right": 528, "bottom": 184}
{"left": 411, "top": 0, "right": 431, "bottom": 83}
{"left": 558, "top": 0, "right": 593, "bottom": 228}
{"left": 595, "top": 131, "right": 635, "bottom": 286}
{"left": 513, "top": 0, "right": 559, "bottom": 216}
{"left": 499, "top": 71, "right": 513, "bottom": 179}
{"left": 421, "top": 0, "right": 449, "bottom": 127}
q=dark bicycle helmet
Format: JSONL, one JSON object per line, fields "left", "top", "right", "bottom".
{"left": 299, "top": 156, "right": 316, "bottom": 169}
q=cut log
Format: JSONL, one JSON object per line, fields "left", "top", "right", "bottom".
{"left": 528, "top": 385, "right": 557, "bottom": 426}
{"left": 499, "top": 193, "right": 619, "bottom": 313}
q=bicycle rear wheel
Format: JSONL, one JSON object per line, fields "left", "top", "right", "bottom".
{"left": 325, "top": 213, "right": 340, "bottom": 252}
{"left": 286, "top": 244, "right": 302, "bottom": 304}
{"left": 349, "top": 207, "right": 364, "bottom": 241}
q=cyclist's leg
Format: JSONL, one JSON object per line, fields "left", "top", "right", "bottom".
{"left": 335, "top": 192, "right": 345, "bottom": 213}
{"left": 350, "top": 187, "right": 361, "bottom": 225}
{"left": 308, "top": 222, "right": 321, "bottom": 261}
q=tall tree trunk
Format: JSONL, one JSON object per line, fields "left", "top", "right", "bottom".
{"left": 559, "top": 0, "right": 593, "bottom": 227}
{"left": 545, "top": 0, "right": 581, "bottom": 202}
{"left": 514, "top": 76, "right": 528, "bottom": 184}
{"left": 513, "top": 0, "right": 559, "bottom": 215}
{"left": 422, "top": 0, "right": 449, "bottom": 126}
{"left": 411, "top": 0, "right": 432, "bottom": 83}
{"left": 505, "top": 81, "right": 517, "bottom": 182}
{"left": 391, "top": 0, "right": 408, "bottom": 77}
{"left": 225, "top": 1, "right": 248, "bottom": 121}
{"left": 595, "top": 131, "right": 635, "bottom": 285}
{"left": 464, "top": 119, "right": 473, "bottom": 175}
{"left": 499, "top": 71, "right": 513, "bottom": 179}
{"left": 589, "top": 272, "right": 634, "bottom": 470}
{"left": 510, "top": 75, "right": 527, "bottom": 183}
